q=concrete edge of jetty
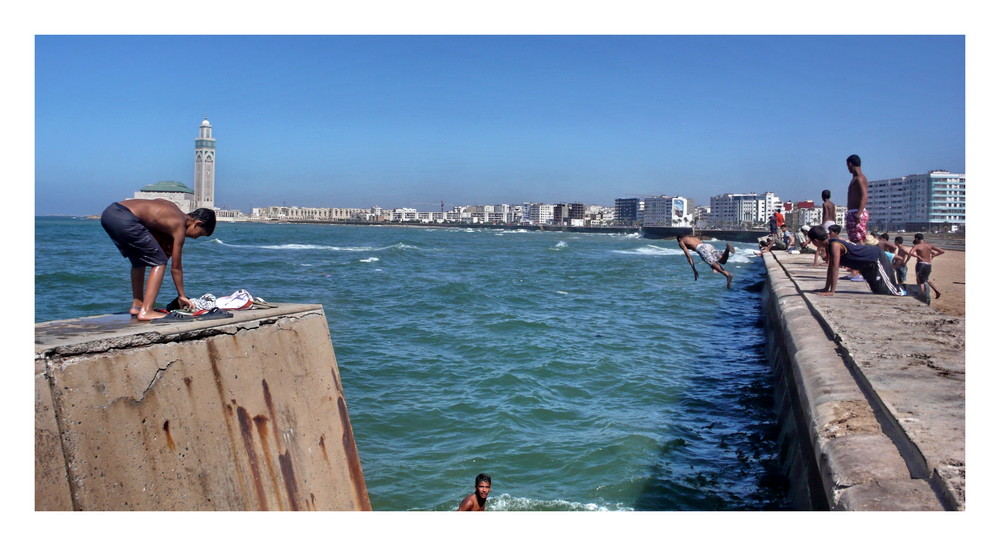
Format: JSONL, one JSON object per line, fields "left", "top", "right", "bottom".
{"left": 34, "top": 303, "right": 371, "bottom": 511}
{"left": 762, "top": 251, "right": 965, "bottom": 510}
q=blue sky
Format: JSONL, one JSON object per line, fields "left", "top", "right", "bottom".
{"left": 35, "top": 34, "right": 965, "bottom": 215}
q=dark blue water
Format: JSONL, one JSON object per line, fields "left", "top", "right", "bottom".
{"left": 35, "top": 217, "right": 788, "bottom": 510}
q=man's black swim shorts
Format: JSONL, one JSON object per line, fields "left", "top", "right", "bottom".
{"left": 100, "top": 202, "right": 169, "bottom": 268}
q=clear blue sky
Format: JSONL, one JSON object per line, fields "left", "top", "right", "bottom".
{"left": 35, "top": 35, "right": 964, "bottom": 215}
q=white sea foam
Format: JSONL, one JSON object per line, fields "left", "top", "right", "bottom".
{"left": 612, "top": 245, "right": 684, "bottom": 256}
{"left": 486, "top": 494, "right": 634, "bottom": 511}
{"left": 360, "top": 257, "right": 380, "bottom": 263}
{"left": 211, "top": 239, "right": 416, "bottom": 252}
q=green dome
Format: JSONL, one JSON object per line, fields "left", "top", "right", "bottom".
{"left": 139, "top": 180, "right": 194, "bottom": 194}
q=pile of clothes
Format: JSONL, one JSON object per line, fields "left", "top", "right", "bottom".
{"left": 152, "top": 289, "right": 277, "bottom": 323}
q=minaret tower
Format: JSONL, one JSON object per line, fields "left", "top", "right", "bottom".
{"left": 193, "top": 117, "right": 216, "bottom": 210}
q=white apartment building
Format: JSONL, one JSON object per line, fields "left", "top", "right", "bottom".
{"left": 252, "top": 205, "right": 368, "bottom": 222}
{"left": 708, "top": 192, "right": 781, "bottom": 228}
{"left": 641, "top": 196, "right": 692, "bottom": 227}
{"left": 867, "top": 170, "right": 965, "bottom": 231}
{"left": 522, "top": 202, "right": 555, "bottom": 225}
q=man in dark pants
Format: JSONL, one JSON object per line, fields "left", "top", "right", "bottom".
{"left": 101, "top": 198, "right": 216, "bottom": 320}
{"left": 807, "top": 225, "right": 905, "bottom": 297}
{"left": 907, "top": 233, "right": 946, "bottom": 303}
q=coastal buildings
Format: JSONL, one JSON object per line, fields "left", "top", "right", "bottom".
{"left": 614, "top": 198, "right": 641, "bottom": 226}
{"left": 707, "top": 192, "right": 782, "bottom": 229}
{"left": 788, "top": 200, "right": 846, "bottom": 230}
{"left": 642, "top": 196, "right": 692, "bottom": 227}
{"left": 523, "top": 203, "right": 555, "bottom": 225}
{"left": 251, "top": 205, "right": 369, "bottom": 222}
{"left": 867, "top": 170, "right": 965, "bottom": 232}
{"left": 193, "top": 117, "right": 216, "bottom": 210}
{"left": 611, "top": 196, "right": 691, "bottom": 227}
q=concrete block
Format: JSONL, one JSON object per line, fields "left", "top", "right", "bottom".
{"left": 35, "top": 359, "right": 73, "bottom": 510}
{"left": 35, "top": 305, "right": 370, "bottom": 511}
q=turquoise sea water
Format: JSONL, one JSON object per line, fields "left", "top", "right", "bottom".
{"left": 35, "top": 217, "right": 788, "bottom": 510}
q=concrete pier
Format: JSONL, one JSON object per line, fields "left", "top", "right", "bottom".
{"left": 35, "top": 304, "right": 370, "bottom": 511}
{"left": 763, "top": 251, "right": 964, "bottom": 510}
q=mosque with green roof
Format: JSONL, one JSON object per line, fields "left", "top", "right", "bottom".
{"left": 132, "top": 180, "right": 195, "bottom": 211}
{"left": 131, "top": 118, "right": 215, "bottom": 214}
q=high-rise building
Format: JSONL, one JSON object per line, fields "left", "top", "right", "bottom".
{"left": 708, "top": 192, "right": 781, "bottom": 228}
{"left": 867, "top": 170, "right": 965, "bottom": 232}
{"left": 613, "top": 198, "right": 641, "bottom": 226}
{"left": 642, "top": 196, "right": 691, "bottom": 227}
{"left": 193, "top": 117, "right": 216, "bottom": 210}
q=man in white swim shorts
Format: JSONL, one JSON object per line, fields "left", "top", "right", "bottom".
{"left": 677, "top": 234, "right": 737, "bottom": 289}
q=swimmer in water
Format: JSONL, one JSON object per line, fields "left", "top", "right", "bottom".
{"left": 458, "top": 473, "right": 492, "bottom": 511}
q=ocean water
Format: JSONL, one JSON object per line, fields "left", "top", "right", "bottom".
{"left": 35, "top": 217, "right": 789, "bottom": 511}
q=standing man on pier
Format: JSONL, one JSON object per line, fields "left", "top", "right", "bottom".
{"left": 844, "top": 155, "right": 869, "bottom": 244}
{"left": 813, "top": 189, "right": 838, "bottom": 267}
{"left": 100, "top": 198, "right": 216, "bottom": 320}
{"left": 458, "top": 473, "right": 492, "bottom": 511}
{"left": 677, "top": 235, "right": 737, "bottom": 289}
{"left": 821, "top": 189, "right": 837, "bottom": 230}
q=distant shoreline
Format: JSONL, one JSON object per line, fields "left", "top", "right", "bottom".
{"left": 38, "top": 216, "right": 965, "bottom": 248}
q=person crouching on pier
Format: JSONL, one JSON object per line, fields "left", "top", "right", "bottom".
{"left": 807, "top": 225, "right": 906, "bottom": 297}
{"left": 101, "top": 199, "right": 216, "bottom": 320}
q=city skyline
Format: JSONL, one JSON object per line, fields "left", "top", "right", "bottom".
{"left": 35, "top": 35, "right": 965, "bottom": 216}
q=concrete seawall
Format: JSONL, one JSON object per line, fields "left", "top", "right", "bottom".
{"left": 35, "top": 304, "right": 370, "bottom": 511}
{"left": 762, "top": 252, "right": 964, "bottom": 510}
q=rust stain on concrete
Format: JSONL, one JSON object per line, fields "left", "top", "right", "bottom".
{"left": 319, "top": 434, "right": 329, "bottom": 462}
{"left": 338, "top": 396, "right": 370, "bottom": 509}
{"left": 278, "top": 449, "right": 300, "bottom": 511}
{"left": 236, "top": 405, "right": 268, "bottom": 510}
{"left": 253, "top": 413, "right": 286, "bottom": 511}
{"left": 162, "top": 420, "right": 175, "bottom": 450}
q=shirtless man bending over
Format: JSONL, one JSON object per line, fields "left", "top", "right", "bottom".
{"left": 677, "top": 235, "right": 737, "bottom": 289}
{"left": 101, "top": 199, "right": 216, "bottom": 320}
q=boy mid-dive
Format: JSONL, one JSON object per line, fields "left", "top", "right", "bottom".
{"left": 677, "top": 235, "right": 737, "bottom": 289}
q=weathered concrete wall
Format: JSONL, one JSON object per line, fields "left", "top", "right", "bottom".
{"left": 762, "top": 253, "right": 963, "bottom": 510}
{"left": 35, "top": 304, "right": 370, "bottom": 511}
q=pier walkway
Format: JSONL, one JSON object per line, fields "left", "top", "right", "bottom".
{"left": 764, "top": 250, "right": 964, "bottom": 510}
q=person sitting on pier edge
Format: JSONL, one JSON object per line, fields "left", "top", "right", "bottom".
{"left": 796, "top": 226, "right": 815, "bottom": 254}
{"left": 677, "top": 235, "right": 737, "bottom": 289}
{"left": 807, "top": 225, "right": 906, "bottom": 297}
